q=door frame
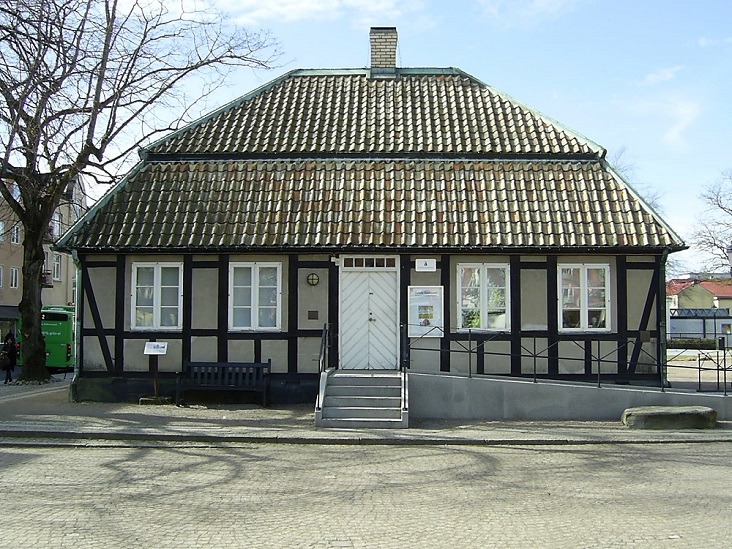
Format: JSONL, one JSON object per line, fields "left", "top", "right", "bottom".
{"left": 338, "top": 255, "right": 401, "bottom": 370}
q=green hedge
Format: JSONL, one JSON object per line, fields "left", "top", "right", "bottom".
{"left": 667, "top": 338, "right": 717, "bottom": 350}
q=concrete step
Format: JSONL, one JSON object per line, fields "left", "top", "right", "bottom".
{"left": 322, "top": 406, "right": 402, "bottom": 420}
{"left": 316, "top": 417, "right": 406, "bottom": 429}
{"left": 326, "top": 385, "right": 401, "bottom": 398}
{"left": 323, "top": 395, "right": 401, "bottom": 408}
{"left": 329, "top": 373, "right": 401, "bottom": 387}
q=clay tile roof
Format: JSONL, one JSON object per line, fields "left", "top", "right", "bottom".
{"left": 698, "top": 280, "right": 732, "bottom": 298}
{"left": 145, "top": 69, "right": 604, "bottom": 158}
{"left": 665, "top": 279, "right": 695, "bottom": 296}
{"left": 57, "top": 68, "right": 686, "bottom": 254}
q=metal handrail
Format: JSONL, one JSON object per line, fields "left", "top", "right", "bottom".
{"left": 318, "top": 323, "right": 330, "bottom": 375}
{"left": 315, "top": 323, "right": 330, "bottom": 411}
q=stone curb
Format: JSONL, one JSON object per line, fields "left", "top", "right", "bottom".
{"left": 2, "top": 428, "right": 732, "bottom": 447}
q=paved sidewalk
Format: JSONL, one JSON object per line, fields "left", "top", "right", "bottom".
{"left": 2, "top": 377, "right": 732, "bottom": 446}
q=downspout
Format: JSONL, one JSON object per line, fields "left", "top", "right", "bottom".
{"left": 658, "top": 248, "right": 670, "bottom": 390}
{"left": 70, "top": 250, "right": 82, "bottom": 401}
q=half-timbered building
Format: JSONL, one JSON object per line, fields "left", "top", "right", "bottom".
{"left": 57, "top": 28, "right": 685, "bottom": 418}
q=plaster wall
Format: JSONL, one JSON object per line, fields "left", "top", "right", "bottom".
{"left": 81, "top": 335, "right": 113, "bottom": 371}
{"left": 627, "top": 268, "right": 656, "bottom": 327}
{"left": 83, "top": 266, "right": 116, "bottom": 327}
{"left": 191, "top": 268, "right": 217, "bottom": 329}
{"left": 298, "top": 267, "right": 329, "bottom": 330}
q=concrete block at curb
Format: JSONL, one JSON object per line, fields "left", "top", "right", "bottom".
{"left": 621, "top": 405, "right": 718, "bottom": 430}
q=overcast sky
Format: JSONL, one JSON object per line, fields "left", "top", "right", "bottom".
{"left": 178, "top": 0, "right": 732, "bottom": 272}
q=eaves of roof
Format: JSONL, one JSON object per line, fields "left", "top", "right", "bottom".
{"left": 56, "top": 158, "right": 687, "bottom": 254}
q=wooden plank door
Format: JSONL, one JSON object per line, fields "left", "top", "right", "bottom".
{"left": 339, "top": 257, "right": 399, "bottom": 369}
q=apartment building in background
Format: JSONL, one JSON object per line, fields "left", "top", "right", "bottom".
{"left": 0, "top": 178, "right": 87, "bottom": 337}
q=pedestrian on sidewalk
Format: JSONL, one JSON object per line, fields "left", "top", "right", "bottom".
{"left": 2, "top": 331, "right": 17, "bottom": 384}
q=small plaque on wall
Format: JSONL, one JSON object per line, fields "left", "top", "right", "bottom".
{"left": 415, "top": 258, "right": 437, "bottom": 272}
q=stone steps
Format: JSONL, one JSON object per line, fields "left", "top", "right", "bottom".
{"left": 316, "top": 371, "right": 407, "bottom": 428}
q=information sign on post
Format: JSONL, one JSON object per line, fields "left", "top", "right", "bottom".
{"left": 144, "top": 341, "right": 168, "bottom": 355}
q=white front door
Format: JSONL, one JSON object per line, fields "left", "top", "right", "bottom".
{"left": 339, "top": 256, "right": 399, "bottom": 370}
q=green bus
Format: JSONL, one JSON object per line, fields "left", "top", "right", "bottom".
{"left": 17, "top": 305, "right": 75, "bottom": 372}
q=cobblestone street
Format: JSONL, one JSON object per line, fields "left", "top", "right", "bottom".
{"left": 2, "top": 441, "right": 731, "bottom": 548}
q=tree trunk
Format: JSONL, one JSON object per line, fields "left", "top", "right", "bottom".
{"left": 18, "top": 223, "right": 50, "bottom": 381}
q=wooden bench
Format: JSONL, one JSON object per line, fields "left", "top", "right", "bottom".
{"left": 176, "top": 360, "right": 271, "bottom": 407}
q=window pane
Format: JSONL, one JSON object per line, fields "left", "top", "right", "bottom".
{"left": 461, "top": 309, "right": 481, "bottom": 329}
{"left": 136, "top": 267, "right": 155, "bottom": 287}
{"left": 485, "top": 267, "right": 506, "bottom": 288}
{"left": 258, "top": 308, "right": 277, "bottom": 327}
{"left": 461, "top": 267, "right": 480, "bottom": 288}
{"left": 258, "top": 267, "right": 277, "bottom": 286}
{"left": 136, "top": 308, "right": 154, "bottom": 327}
{"left": 160, "top": 307, "right": 179, "bottom": 327}
{"left": 160, "top": 267, "right": 179, "bottom": 286}
{"left": 160, "top": 287, "right": 178, "bottom": 307}
{"left": 461, "top": 287, "right": 480, "bottom": 308}
{"left": 233, "top": 267, "right": 252, "bottom": 286}
{"left": 587, "top": 289, "right": 606, "bottom": 308}
{"left": 487, "top": 288, "right": 506, "bottom": 310}
{"left": 562, "top": 310, "right": 581, "bottom": 329}
{"left": 561, "top": 288, "right": 580, "bottom": 309}
{"left": 259, "top": 287, "right": 278, "bottom": 306}
{"left": 233, "top": 307, "right": 252, "bottom": 327}
{"left": 587, "top": 310, "right": 606, "bottom": 329}
{"left": 233, "top": 287, "right": 252, "bottom": 307}
{"left": 486, "top": 312, "right": 506, "bottom": 330}
{"left": 136, "top": 287, "right": 154, "bottom": 307}
{"left": 587, "top": 268, "right": 606, "bottom": 287}
{"left": 561, "top": 268, "right": 580, "bottom": 287}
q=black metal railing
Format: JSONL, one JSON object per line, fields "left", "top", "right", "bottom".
{"left": 665, "top": 348, "right": 730, "bottom": 395}
{"left": 399, "top": 323, "right": 709, "bottom": 392}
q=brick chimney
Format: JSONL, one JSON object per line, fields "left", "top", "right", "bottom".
{"left": 369, "top": 27, "right": 398, "bottom": 73}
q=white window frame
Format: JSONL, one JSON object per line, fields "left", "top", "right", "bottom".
{"left": 558, "top": 263, "right": 611, "bottom": 332}
{"left": 51, "top": 212, "right": 62, "bottom": 238}
{"left": 10, "top": 224, "right": 20, "bottom": 244}
{"left": 131, "top": 262, "right": 183, "bottom": 331}
{"left": 456, "top": 263, "right": 510, "bottom": 331}
{"left": 229, "top": 262, "right": 282, "bottom": 331}
{"left": 10, "top": 267, "right": 19, "bottom": 289}
{"left": 53, "top": 254, "right": 62, "bottom": 280}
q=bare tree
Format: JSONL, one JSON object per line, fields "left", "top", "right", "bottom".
{"left": 0, "top": 0, "right": 278, "bottom": 380}
{"left": 693, "top": 170, "right": 732, "bottom": 272}
{"left": 607, "top": 147, "right": 688, "bottom": 277}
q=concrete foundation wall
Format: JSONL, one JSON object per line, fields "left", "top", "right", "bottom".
{"left": 409, "top": 373, "right": 732, "bottom": 420}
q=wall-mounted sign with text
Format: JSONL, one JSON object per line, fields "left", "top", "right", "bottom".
{"left": 408, "top": 286, "right": 444, "bottom": 338}
{"left": 415, "top": 258, "right": 437, "bottom": 272}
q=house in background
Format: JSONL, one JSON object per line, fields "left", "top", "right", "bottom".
{"left": 0, "top": 178, "right": 86, "bottom": 337}
{"left": 57, "top": 28, "right": 685, "bottom": 414}
{"left": 666, "top": 278, "right": 732, "bottom": 311}
{"left": 665, "top": 277, "right": 732, "bottom": 342}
